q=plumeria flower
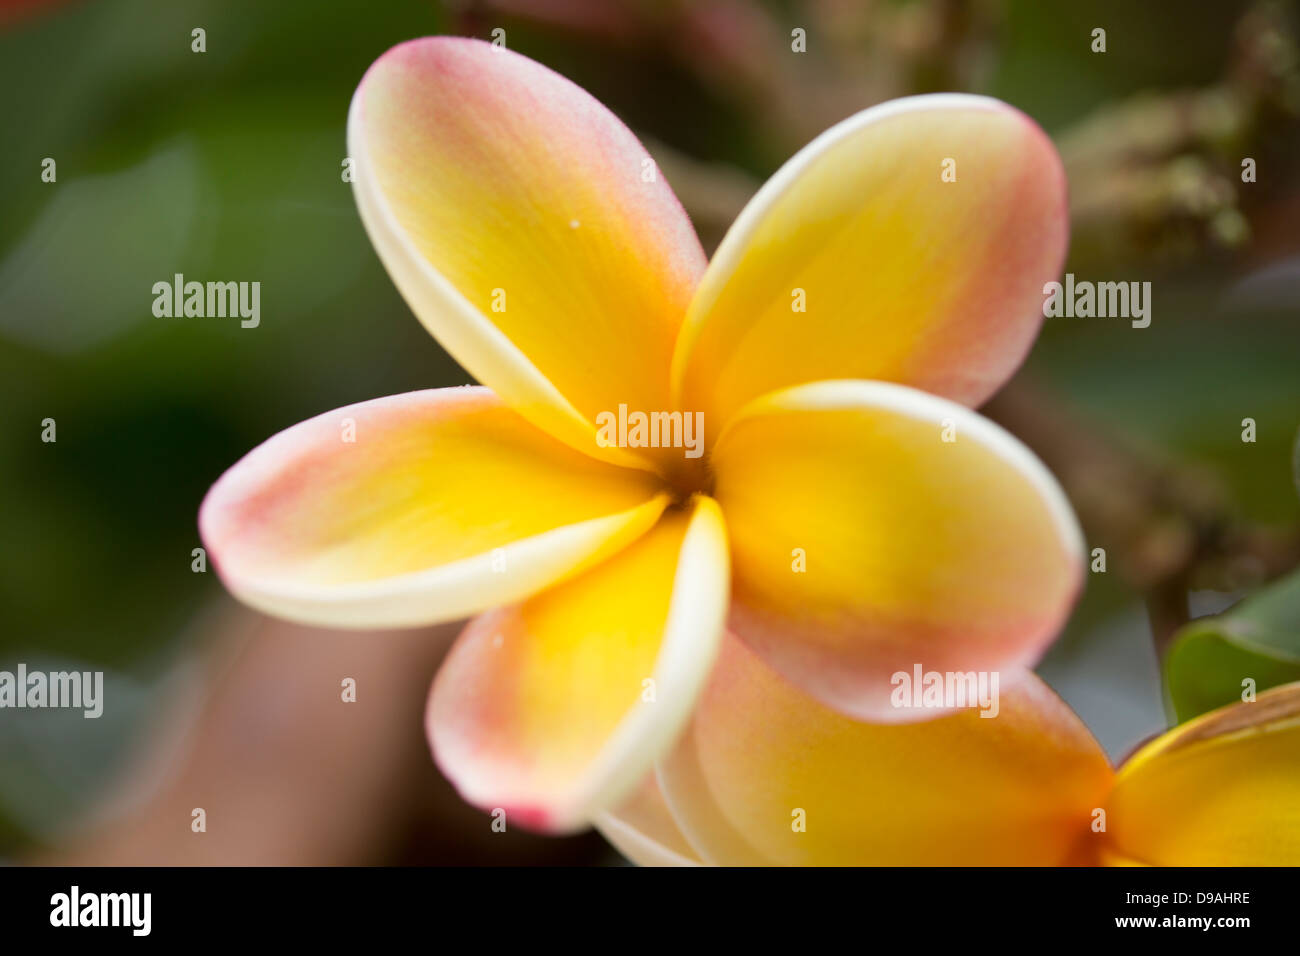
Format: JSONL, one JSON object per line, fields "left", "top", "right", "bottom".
{"left": 604, "top": 645, "right": 1300, "bottom": 865}
{"left": 203, "top": 37, "right": 1083, "bottom": 836}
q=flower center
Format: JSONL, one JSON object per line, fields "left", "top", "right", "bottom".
{"left": 659, "top": 451, "right": 715, "bottom": 505}
{"left": 593, "top": 404, "right": 714, "bottom": 501}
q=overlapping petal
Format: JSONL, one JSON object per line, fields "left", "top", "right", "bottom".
{"left": 427, "top": 497, "right": 729, "bottom": 833}
{"left": 1103, "top": 682, "right": 1300, "bottom": 865}
{"left": 658, "top": 633, "right": 1113, "bottom": 866}
{"left": 594, "top": 774, "right": 704, "bottom": 867}
{"left": 711, "top": 380, "right": 1083, "bottom": 721}
{"left": 199, "top": 387, "right": 668, "bottom": 629}
{"left": 350, "top": 36, "right": 707, "bottom": 470}
{"left": 671, "top": 94, "right": 1068, "bottom": 429}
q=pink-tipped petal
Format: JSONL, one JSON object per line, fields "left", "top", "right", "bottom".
{"left": 659, "top": 633, "right": 1114, "bottom": 865}
{"left": 710, "top": 380, "right": 1083, "bottom": 722}
{"left": 671, "top": 93, "right": 1068, "bottom": 430}
{"left": 428, "top": 497, "right": 729, "bottom": 833}
{"left": 199, "top": 387, "right": 668, "bottom": 629}
{"left": 350, "top": 37, "right": 706, "bottom": 470}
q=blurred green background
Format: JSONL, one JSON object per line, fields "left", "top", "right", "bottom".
{"left": 1, "top": 0, "right": 1297, "bottom": 863}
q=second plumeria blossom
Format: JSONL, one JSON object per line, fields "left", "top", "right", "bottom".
{"left": 201, "top": 37, "right": 1082, "bottom": 834}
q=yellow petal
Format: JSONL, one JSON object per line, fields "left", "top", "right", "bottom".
{"left": 671, "top": 94, "right": 1068, "bottom": 429}
{"left": 350, "top": 37, "right": 706, "bottom": 470}
{"left": 658, "top": 633, "right": 1114, "bottom": 865}
{"left": 427, "top": 497, "right": 729, "bottom": 833}
{"left": 710, "top": 380, "right": 1083, "bottom": 721}
{"left": 1104, "top": 682, "right": 1300, "bottom": 865}
{"left": 594, "top": 773, "right": 704, "bottom": 867}
{"left": 199, "top": 387, "right": 667, "bottom": 628}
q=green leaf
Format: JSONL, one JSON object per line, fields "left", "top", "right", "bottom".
{"left": 1293, "top": 427, "right": 1299, "bottom": 498}
{"left": 1165, "top": 570, "right": 1300, "bottom": 722}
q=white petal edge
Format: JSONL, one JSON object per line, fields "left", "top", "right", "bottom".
{"left": 205, "top": 494, "right": 668, "bottom": 631}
